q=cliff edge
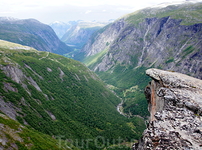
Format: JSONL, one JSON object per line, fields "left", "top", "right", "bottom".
{"left": 133, "top": 68, "right": 202, "bottom": 150}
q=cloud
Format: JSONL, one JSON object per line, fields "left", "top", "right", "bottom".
{"left": 0, "top": 11, "right": 15, "bottom": 14}
{"left": 85, "top": 10, "right": 92, "bottom": 14}
{"left": 1, "top": 0, "right": 202, "bottom": 24}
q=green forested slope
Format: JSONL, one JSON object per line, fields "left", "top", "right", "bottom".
{"left": 0, "top": 113, "right": 77, "bottom": 150}
{"left": 0, "top": 40, "right": 145, "bottom": 149}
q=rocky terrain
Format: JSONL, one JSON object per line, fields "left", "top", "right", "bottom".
{"left": 133, "top": 68, "right": 202, "bottom": 150}
{"left": 0, "top": 17, "right": 72, "bottom": 55}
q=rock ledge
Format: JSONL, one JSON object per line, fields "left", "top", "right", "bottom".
{"left": 134, "top": 68, "right": 202, "bottom": 150}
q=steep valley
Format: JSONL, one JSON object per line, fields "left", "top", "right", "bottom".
{"left": 0, "top": 1, "right": 202, "bottom": 150}
{"left": 0, "top": 40, "right": 145, "bottom": 149}
{"left": 61, "top": 21, "right": 108, "bottom": 61}
{"left": 80, "top": 2, "right": 202, "bottom": 118}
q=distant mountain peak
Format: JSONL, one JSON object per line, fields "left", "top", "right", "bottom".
{"left": 52, "top": 21, "right": 62, "bottom": 24}
{"left": 0, "top": 17, "right": 19, "bottom": 21}
{"left": 49, "top": 21, "right": 67, "bottom": 25}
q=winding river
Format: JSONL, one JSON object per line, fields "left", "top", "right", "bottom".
{"left": 117, "top": 101, "right": 126, "bottom": 116}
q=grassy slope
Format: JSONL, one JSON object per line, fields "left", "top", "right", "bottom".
{"left": 0, "top": 40, "right": 145, "bottom": 149}
{"left": 83, "top": 48, "right": 108, "bottom": 68}
{"left": 126, "top": 2, "right": 202, "bottom": 25}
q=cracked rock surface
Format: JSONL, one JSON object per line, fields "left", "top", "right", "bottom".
{"left": 133, "top": 68, "right": 202, "bottom": 150}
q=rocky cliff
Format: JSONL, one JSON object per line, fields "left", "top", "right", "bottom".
{"left": 79, "top": 1, "right": 202, "bottom": 118}
{"left": 133, "top": 68, "right": 202, "bottom": 150}
{"left": 81, "top": 2, "right": 202, "bottom": 79}
{"left": 0, "top": 17, "right": 72, "bottom": 55}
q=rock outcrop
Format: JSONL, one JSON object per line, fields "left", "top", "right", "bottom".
{"left": 133, "top": 68, "right": 202, "bottom": 150}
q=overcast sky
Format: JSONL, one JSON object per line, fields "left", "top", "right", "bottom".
{"left": 0, "top": 0, "right": 201, "bottom": 24}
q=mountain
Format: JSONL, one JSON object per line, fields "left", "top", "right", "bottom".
{"left": 0, "top": 40, "right": 146, "bottom": 149}
{"left": 0, "top": 17, "right": 72, "bottom": 55}
{"left": 49, "top": 21, "right": 76, "bottom": 39}
{"left": 79, "top": 1, "right": 202, "bottom": 118}
{"left": 61, "top": 21, "right": 108, "bottom": 59}
{"left": 134, "top": 69, "right": 202, "bottom": 149}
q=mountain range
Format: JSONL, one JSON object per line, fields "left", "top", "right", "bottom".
{"left": 0, "top": 1, "right": 202, "bottom": 149}
{"left": 49, "top": 20, "right": 78, "bottom": 39}
{"left": 61, "top": 21, "right": 107, "bottom": 48}
{"left": 0, "top": 17, "right": 72, "bottom": 55}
